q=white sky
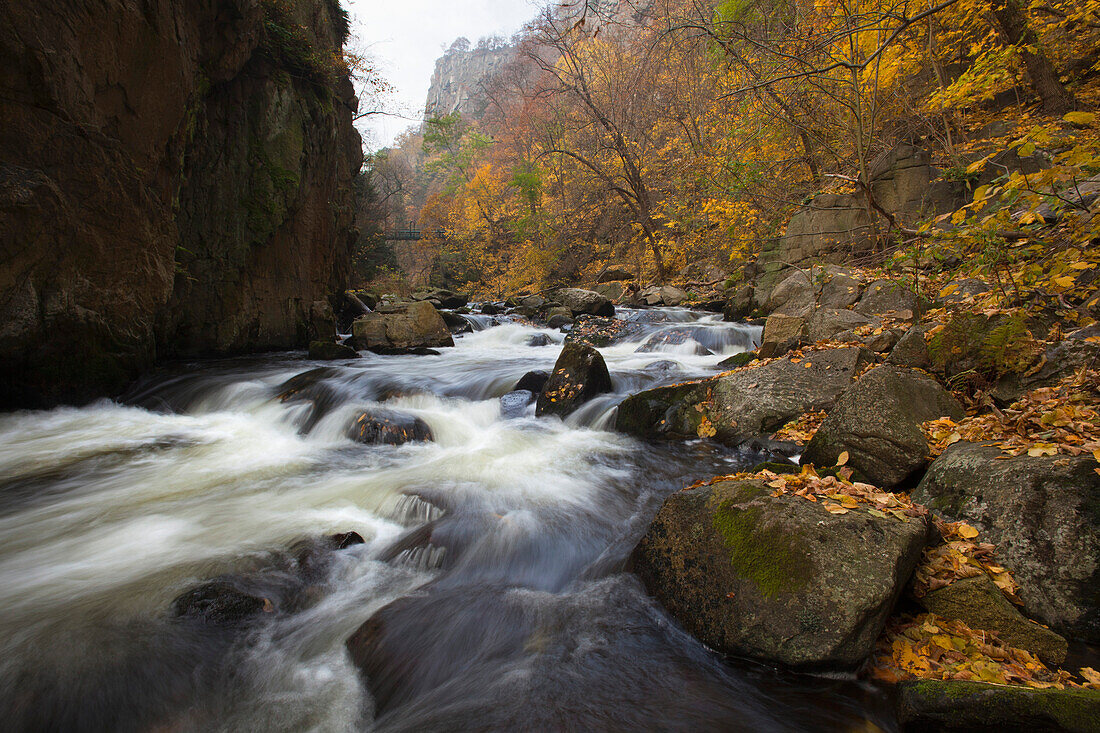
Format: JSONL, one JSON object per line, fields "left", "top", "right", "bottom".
{"left": 345, "top": 0, "right": 541, "bottom": 149}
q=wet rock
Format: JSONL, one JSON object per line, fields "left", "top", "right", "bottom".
{"left": 765, "top": 271, "right": 814, "bottom": 317}
{"left": 913, "top": 443, "right": 1100, "bottom": 642}
{"left": 594, "top": 282, "right": 630, "bottom": 301}
{"left": 536, "top": 343, "right": 614, "bottom": 418}
{"left": 275, "top": 368, "right": 341, "bottom": 434}
{"left": 855, "top": 279, "right": 924, "bottom": 317}
{"left": 519, "top": 295, "right": 546, "bottom": 309}
{"left": 617, "top": 347, "right": 872, "bottom": 445}
{"left": 717, "top": 351, "right": 758, "bottom": 369}
{"left": 802, "top": 366, "right": 964, "bottom": 487}
{"left": 308, "top": 340, "right": 359, "bottom": 361}
{"left": 636, "top": 328, "right": 712, "bottom": 355}
{"left": 896, "top": 679, "right": 1100, "bottom": 732}
{"left": 330, "top": 531, "right": 365, "bottom": 549}
{"left": 638, "top": 285, "right": 688, "bottom": 307}
{"left": 351, "top": 301, "right": 454, "bottom": 352}
{"left": 887, "top": 325, "right": 931, "bottom": 368}
{"left": 556, "top": 288, "right": 615, "bottom": 317}
{"left": 546, "top": 308, "right": 574, "bottom": 329}
{"left": 918, "top": 574, "right": 1068, "bottom": 665}
{"left": 632, "top": 478, "right": 930, "bottom": 667}
{"left": 597, "top": 267, "right": 635, "bottom": 282}
{"left": 759, "top": 313, "right": 807, "bottom": 358}
{"left": 514, "top": 370, "right": 550, "bottom": 394}
{"left": 500, "top": 390, "right": 536, "bottom": 418}
{"left": 347, "top": 409, "right": 433, "bottom": 446}
{"left": 526, "top": 333, "right": 553, "bottom": 347}
{"left": 480, "top": 302, "right": 505, "bottom": 315}
{"left": 564, "top": 315, "right": 642, "bottom": 347}
{"left": 171, "top": 581, "right": 271, "bottom": 626}
{"left": 440, "top": 310, "right": 472, "bottom": 334}
{"left": 808, "top": 308, "right": 874, "bottom": 343}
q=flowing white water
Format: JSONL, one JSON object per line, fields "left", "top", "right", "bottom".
{"left": 0, "top": 309, "right": 895, "bottom": 731}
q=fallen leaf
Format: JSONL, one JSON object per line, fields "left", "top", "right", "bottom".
{"left": 836, "top": 451, "right": 850, "bottom": 466}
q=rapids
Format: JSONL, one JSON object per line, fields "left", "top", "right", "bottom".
{"left": 0, "top": 308, "right": 897, "bottom": 731}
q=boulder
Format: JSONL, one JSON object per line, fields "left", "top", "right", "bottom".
{"left": 896, "top": 680, "right": 1100, "bottom": 733}
{"left": 636, "top": 328, "right": 712, "bottom": 355}
{"left": 411, "top": 289, "right": 467, "bottom": 309}
{"left": 308, "top": 340, "right": 359, "bottom": 361}
{"left": 545, "top": 307, "right": 574, "bottom": 329}
{"left": 723, "top": 285, "right": 755, "bottom": 322}
{"left": 865, "top": 327, "right": 903, "bottom": 353}
{"left": 514, "top": 370, "right": 550, "bottom": 394}
{"left": 913, "top": 443, "right": 1100, "bottom": 642}
{"left": 564, "top": 315, "right": 642, "bottom": 347}
{"left": 887, "top": 325, "right": 931, "bottom": 368}
{"left": 500, "top": 390, "right": 536, "bottom": 418}
{"left": 556, "top": 288, "right": 615, "bottom": 317}
{"left": 439, "top": 310, "right": 472, "bottom": 334}
{"left": 351, "top": 301, "right": 454, "bottom": 353}
{"left": 632, "top": 478, "right": 930, "bottom": 667}
{"left": 594, "top": 282, "right": 630, "bottom": 301}
{"left": 759, "top": 314, "right": 808, "bottom": 358}
{"left": 597, "top": 267, "right": 635, "bottom": 283}
{"left": 765, "top": 271, "right": 815, "bottom": 317}
{"left": 526, "top": 333, "right": 553, "bottom": 347}
{"left": 347, "top": 409, "right": 433, "bottom": 446}
{"left": 918, "top": 574, "right": 1068, "bottom": 665}
{"left": 535, "top": 343, "right": 614, "bottom": 418}
{"left": 616, "top": 346, "right": 872, "bottom": 445}
{"left": 480, "top": 303, "right": 505, "bottom": 315}
{"left": 855, "top": 279, "right": 924, "bottom": 317}
{"left": 801, "top": 366, "right": 964, "bottom": 487}
{"left": 819, "top": 269, "right": 864, "bottom": 308}
{"left": 717, "top": 351, "right": 758, "bottom": 370}
{"left": 992, "top": 338, "right": 1100, "bottom": 404}
{"left": 808, "top": 308, "right": 875, "bottom": 343}
{"left": 519, "top": 295, "right": 546, "bottom": 309}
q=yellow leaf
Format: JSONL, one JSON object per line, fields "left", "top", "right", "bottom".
{"left": 1052, "top": 276, "right": 1075, "bottom": 289}
{"left": 824, "top": 503, "right": 849, "bottom": 514}
{"left": 939, "top": 283, "right": 959, "bottom": 297}
{"left": 836, "top": 451, "right": 850, "bottom": 466}
{"left": 1019, "top": 142, "right": 1036, "bottom": 157}
{"left": 1092, "top": 449, "right": 1100, "bottom": 463}
{"left": 1063, "top": 111, "right": 1097, "bottom": 126}
{"left": 957, "top": 523, "right": 979, "bottom": 539}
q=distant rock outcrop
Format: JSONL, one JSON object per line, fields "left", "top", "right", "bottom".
{"left": 0, "top": 0, "right": 361, "bottom": 408}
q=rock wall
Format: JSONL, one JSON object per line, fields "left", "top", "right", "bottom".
{"left": 0, "top": 0, "right": 361, "bottom": 408}
{"left": 425, "top": 41, "right": 516, "bottom": 121}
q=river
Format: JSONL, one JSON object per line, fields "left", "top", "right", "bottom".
{"left": 0, "top": 308, "right": 897, "bottom": 731}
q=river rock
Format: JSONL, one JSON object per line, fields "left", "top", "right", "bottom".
{"left": 519, "top": 295, "right": 546, "bottom": 309}
{"left": 632, "top": 478, "right": 930, "bottom": 667}
{"left": 308, "top": 340, "right": 359, "bottom": 360}
{"left": 546, "top": 308, "right": 574, "bottom": 329}
{"left": 913, "top": 442, "right": 1100, "bottom": 642}
{"left": 636, "top": 328, "right": 712, "bottom": 355}
{"left": 759, "top": 314, "right": 807, "bottom": 358}
{"left": 556, "top": 288, "right": 615, "bottom": 317}
{"left": 896, "top": 680, "right": 1100, "bottom": 733}
{"left": 347, "top": 409, "right": 433, "bottom": 446}
{"left": 526, "top": 333, "right": 553, "bottom": 347}
{"left": 351, "top": 301, "right": 454, "bottom": 353}
{"left": 918, "top": 574, "right": 1068, "bottom": 665}
{"left": 514, "top": 370, "right": 550, "bottom": 394}
{"left": 564, "top": 315, "right": 642, "bottom": 347}
{"left": 801, "top": 366, "right": 964, "bottom": 487}
{"left": 535, "top": 343, "right": 614, "bottom": 418}
{"left": 808, "top": 308, "right": 874, "bottom": 343}
{"left": 439, "top": 310, "right": 472, "bottom": 334}
{"left": 616, "top": 346, "right": 872, "bottom": 445}
{"left": 172, "top": 581, "right": 272, "bottom": 626}
{"left": 855, "top": 279, "right": 923, "bottom": 317}
{"left": 412, "top": 289, "right": 467, "bottom": 309}
{"left": 500, "top": 390, "right": 536, "bottom": 418}
{"left": 765, "top": 271, "right": 814, "bottom": 317}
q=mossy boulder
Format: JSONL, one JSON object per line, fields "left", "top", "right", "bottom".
{"left": 616, "top": 346, "right": 873, "bottom": 445}
{"left": 801, "top": 366, "right": 964, "bottom": 487}
{"left": 927, "top": 311, "right": 1042, "bottom": 384}
{"left": 913, "top": 443, "right": 1100, "bottom": 642}
{"left": 535, "top": 342, "right": 614, "bottom": 418}
{"left": 918, "top": 574, "right": 1068, "bottom": 666}
{"left": 717, "top": 351, "right": 758, "bottom": 369}
{"left": 632, "top": 478, "right": 930, "bottom": 668}
{"left": 896, "top": 679, "right": 1100, "bottom": 732}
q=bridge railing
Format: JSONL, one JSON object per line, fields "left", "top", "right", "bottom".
{"left": 384, "top": 228, "right": 448, "bottom": 241}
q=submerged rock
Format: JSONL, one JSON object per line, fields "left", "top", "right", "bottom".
{"left": 918, "top": 574, "right": 1068, "bottom": 665}
{"left": 351, "top": 301, "right": 454, "bottom": 353}
{"left": 308, "top": 340, "right": 359, "bottom": 361}
{"left": 535, "top": 343, "right": 614, "bottom": 418}
{"left": 896, "top": 680, "right": 1100, "bottom": 732}
{"left": 636, "top": 328, "right": 712, "bottom": 355}
{"left": 347, "top": 409, "right": 433, "bottom": 446}
{"left": 617, "top": 347, "right": 872, "bottom": 445}
{"left": 913, "top": 443, "right": 1100, "bottom": 642}
{"left": 801, "top": 366, "right": 964, "bottom": 487}
{"left": 500, "top": 390, "right": 535, "bottom": 418}
{"left": 172, "top": 581, "right": 271, "bottom": 626}
{"left": 526, "top": 333, "right": 553, "bottom": 347}
{"left": 632, "top": 478, "right": 930, "bottom": 667}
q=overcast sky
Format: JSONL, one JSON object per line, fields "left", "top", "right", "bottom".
{"left": 344, "top": 0, "right": 541, "bottom": 149}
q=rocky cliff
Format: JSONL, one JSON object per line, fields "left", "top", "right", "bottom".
{"left": 0, "top": 0, "right": 361, "bottom": 408}
{"left": 425, "top": 40, "right": 516, "bottom": 121}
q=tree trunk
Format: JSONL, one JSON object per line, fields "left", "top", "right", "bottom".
{"left": 990, "top": 0, "right": 1075, "bottom": 113}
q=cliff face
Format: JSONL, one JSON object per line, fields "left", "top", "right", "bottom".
{"left": 0, "top": 0, "right": 361, "bottom": 408}
{"left": 425, "top": 42, "right": 516, "bottom": 121}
